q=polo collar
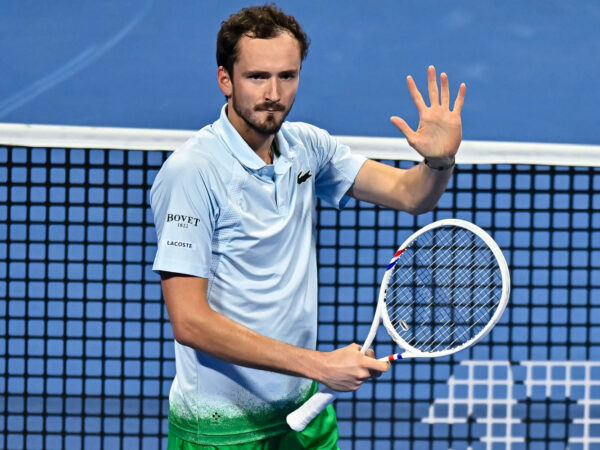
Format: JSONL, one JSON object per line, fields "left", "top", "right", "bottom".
{"left": 213, "top": 104, "right": 294, "bottom": 173}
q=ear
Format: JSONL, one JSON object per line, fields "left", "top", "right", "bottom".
{"left": 217, "top": 66, "right": 232, "bottom": 98}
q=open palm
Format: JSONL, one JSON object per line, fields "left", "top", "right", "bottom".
{"left": 391, "top": 66, "right": 466, "bottom": 162}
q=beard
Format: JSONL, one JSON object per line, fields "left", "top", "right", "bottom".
{"left": 231, "top": 92, "right": 293, "bottom": 136}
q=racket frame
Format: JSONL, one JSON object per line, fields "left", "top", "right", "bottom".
{"left": 373, "top": 218, "right": 511, "bottom": 360}
{"left": 286, "top": 218, "right": 510, "bottom": 432}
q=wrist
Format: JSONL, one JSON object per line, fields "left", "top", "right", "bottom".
{"left": 294, "top": 348, "right": 327, "bottom": 383}
{"left": 423, "top": 156, "right": 456, "bottom": 171}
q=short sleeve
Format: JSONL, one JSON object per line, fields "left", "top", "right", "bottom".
{"left": 309, "top": 127, "right": 367, "bottom": 209}
{"left": 150, "top": 154, "right": 217, "bottom": 278}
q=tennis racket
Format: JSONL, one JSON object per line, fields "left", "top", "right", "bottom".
{"left": 287, "top": 218, "right": 510, "bottom": 432}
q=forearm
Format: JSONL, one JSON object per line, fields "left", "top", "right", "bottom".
{"left": 161, "top": 272, "right": 389, "bottom": 391}
{"left": 176, "top": 302, "right": 326, "bottom": 381}
{"left": 350, "top": 159, "right": 453, "bottom": 214}
{"left": 395, "top": 160, "right": 453, "bottom": 214}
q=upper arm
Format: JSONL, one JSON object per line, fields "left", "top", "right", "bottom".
{"left": 151, "top": 155, "right": 217, "bottom": 278}
{"left": 160, "top": 272, "right": 210, "bottom": 345}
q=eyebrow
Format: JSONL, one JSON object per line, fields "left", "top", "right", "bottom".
{"left": 242, "top": 70, "right": 299, "bottom": 77}
{"left": 243, "top": 71, "right": 269, "bottom": 77}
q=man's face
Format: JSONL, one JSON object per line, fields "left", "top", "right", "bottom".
{"left": 223, "top": 32, "right": 302, "bottom": 136}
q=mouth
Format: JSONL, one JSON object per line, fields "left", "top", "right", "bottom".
{"left": 256, "top": 104, "right": 285, "bottom": 113}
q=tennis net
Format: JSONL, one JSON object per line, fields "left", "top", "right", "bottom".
{"left": 1, "top": 123, "right": 599, "bottom": 450}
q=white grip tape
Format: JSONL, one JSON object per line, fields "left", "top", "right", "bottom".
{"left": 286, "top": 387, "right": 337, "bottom": 432}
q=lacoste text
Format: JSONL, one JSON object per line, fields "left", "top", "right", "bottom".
{"left": 167, "top": 241, "right": 192, "bottom": 249}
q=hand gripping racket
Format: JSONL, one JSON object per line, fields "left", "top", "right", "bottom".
{"left": 287, "top": 218, "right": 510, "bottom": 431}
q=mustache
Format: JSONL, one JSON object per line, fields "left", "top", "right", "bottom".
{"left": 255, "top": 102, "right": 285, "bottom": 112}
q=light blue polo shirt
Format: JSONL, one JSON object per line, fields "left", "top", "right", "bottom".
{"left": 150, "top": 105, "right": 366, "bottom": 445}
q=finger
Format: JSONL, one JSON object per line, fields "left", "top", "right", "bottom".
{"left": 406, "top": 75, "right": 427, "bottom": 112}
{"left": 390, "top": 116, "right": 414, "bottom": 140}
{"left": 427, "top": 65, "right": 439, "bottom": 106}
{"left": 369, "top": 369, "right": 384, "bottom": 379}
{"left": 440, "top": 72, "right": 450, "bottom": 108}
{"left": 453, "top": 82, "right": 467, "bottom": 113}
{"left": 364, "top": 356, "right": 391, "bottom": 373}
{"left": 364, "top": 348, "right": 376, "bottom": 359}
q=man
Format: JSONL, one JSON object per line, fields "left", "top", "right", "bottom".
{"left": 151, "top": 5, "right": 465, "bottom": 449}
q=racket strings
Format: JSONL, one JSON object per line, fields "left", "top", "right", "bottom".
{"left": 388, "top": 257, "right": 500, "bottom": 347}
{"left": 390, "top": 281, "right": 499, "bottom": 353}
{"left": 385, "top": 235, "right": 497, "bottom": 322}
{"left": 387, "top": 268, "right": 497, "bottom": 331}
{"left": 386, "top": 252, "right": 498, "bottom": 325}
{"left": 387, "top": 269, "right": 499, "bottom": 352}
{"left": 386, "top": 244, "right": 496, "bottom": 313}
{"left": 386, "top": 228, "right": 497, "bottom": 307}
{"left": 389, "top": 229, "right": 493, "bottom": 292}
{"left": 428, "top": 296, "right": 499, "bottom": 353}
{"left": 383, "top": 228, "right": 502, "bottom": 353}
{"left": 387, "top": 241, "right": 499, "bottom": 326}
{"left": 398, "top": 284, "right": 499, "bottom": 353}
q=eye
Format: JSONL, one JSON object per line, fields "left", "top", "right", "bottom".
{"left": 280, "top": 72, "right": 297, "bottom": 81}
{"left": 248, "top": 73, "right": 269, "bottom": 80}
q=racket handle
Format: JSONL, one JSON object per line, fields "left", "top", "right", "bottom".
{"left": 379, "top": 353, "right": 403, "bottom": 362}
{"left": 286, "top": 387, "right": 337, "bottom": 432}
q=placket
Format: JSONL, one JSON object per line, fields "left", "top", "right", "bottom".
{"left": 273, "top": 155, "right": 293, "bottom": 216}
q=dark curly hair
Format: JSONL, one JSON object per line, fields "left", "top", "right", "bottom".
{"left": 217, "top": 4, "right": 310, "bottom": 75}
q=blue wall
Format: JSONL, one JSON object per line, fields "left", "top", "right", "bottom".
{"left": 1, "top": 0, "right": 599, "bottom": 144}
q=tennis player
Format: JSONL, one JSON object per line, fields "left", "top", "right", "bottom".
{"left": 151, "top": 5, "right": 465, "bottom": 449}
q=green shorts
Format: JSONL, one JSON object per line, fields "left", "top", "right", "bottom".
{"left": 167, "top": 404, "right": 339, "bottom": 450}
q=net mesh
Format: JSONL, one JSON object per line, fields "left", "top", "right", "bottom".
{"left": 1, "top": 131, "right": 600, "bottom": 450}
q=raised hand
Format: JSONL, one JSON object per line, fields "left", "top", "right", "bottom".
{"left": 390, "top": 66, "right": 466, "bottom": 167}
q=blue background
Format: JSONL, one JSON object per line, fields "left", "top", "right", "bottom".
{"left": 1, "top": 0, "right": 599, "bottom": 144}
{"left": 1, "top": 2, "right": 600, "bottom": 449}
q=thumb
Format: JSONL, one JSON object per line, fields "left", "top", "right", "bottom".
{"left": 363, "top": 354, "right": 391, "bottom": 373}
{"left": 390, "top": 116, "right": 414, "bottom": 139}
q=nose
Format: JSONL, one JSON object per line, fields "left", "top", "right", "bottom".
{"left": 265, "top": 78, "right": 281, "bottom": 103}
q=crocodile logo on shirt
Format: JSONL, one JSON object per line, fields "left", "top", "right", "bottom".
{"left": 297, "top": 170, "right": 312, "bottom": 185}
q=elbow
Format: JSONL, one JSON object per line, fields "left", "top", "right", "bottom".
{"left": 405, "top": 202, "right": 438, "bottom": 216}
{"left": 383, "top": 196, "right": 437, "bottom": 215}
{"left": 170, "top": 315, "right": 201, "bottom": 348}
{"left": 171, "top": 324, "right": 193, "bottom": 348}
{"left": 390, "top": 186, "right": 441, "bottom": 216}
